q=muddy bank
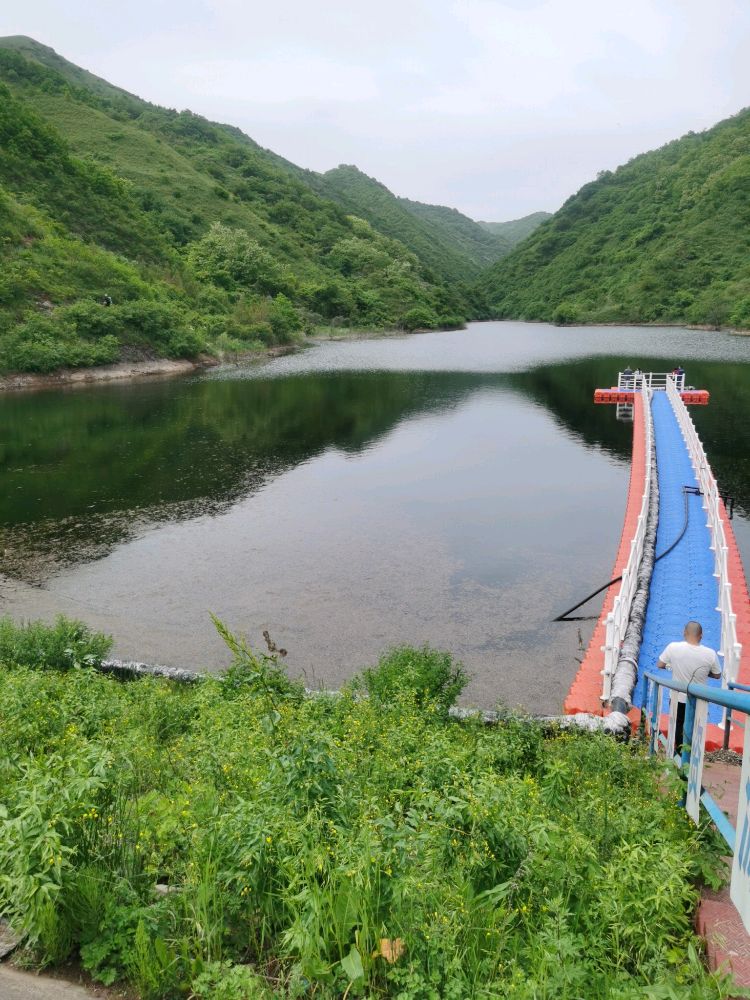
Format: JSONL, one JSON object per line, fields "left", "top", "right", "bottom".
{"left": 0, "top": 345, "right": 304, "bottom": 394}
{"left": 0, "top": 339, "right": 367, "bottom": 394}
{"left": 0, "top": 357, "right": 213, "bottom": 394}
{"left": 0, "top": 326, "right": 463, "bottom": 394}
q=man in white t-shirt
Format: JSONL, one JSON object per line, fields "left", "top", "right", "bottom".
{"left": 657, "top": 621, "right": 721, "bottom": 750}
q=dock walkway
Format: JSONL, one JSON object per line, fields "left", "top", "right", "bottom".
{"left": 565, "top": 376, "right": 750, "bottom": 749}
{"left": 635, "top": 391, "right": 724, "bottom": 720}
{"left": 564, "top": 372, "right": 750, "bottom": 986}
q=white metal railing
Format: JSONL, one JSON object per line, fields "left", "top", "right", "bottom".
{"left": 618, "top": 371, "right": 685, "bottom": 391}
{"left": 601, "top": 377, "right": 654, "bottom": 703}
{"left": 666, "top": 376, "right": 742, "bottom": 687}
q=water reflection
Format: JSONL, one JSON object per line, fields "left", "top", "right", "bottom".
{"left": 1, "top": 372, "right": 512, "bottom": 578}
{"left": 1, "top": 322, "right": 749, "bottom": 711}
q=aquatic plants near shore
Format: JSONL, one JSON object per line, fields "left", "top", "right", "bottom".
{"left": 0, "top": 617, "right": 735, "bottom": 998}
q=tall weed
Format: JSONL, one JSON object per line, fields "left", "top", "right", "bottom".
{"left": 0, "top": 623, "right": 735, "bottom": 998}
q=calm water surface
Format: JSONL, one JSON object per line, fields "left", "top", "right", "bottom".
{"left": 2, "top": 321, "right": 750, "bottom": 712}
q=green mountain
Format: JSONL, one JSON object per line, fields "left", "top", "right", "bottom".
{"left": 299, "top": 164, "right": 511, "bottom": 281}
{"left": 0, "top": 37, "right": 473, "bottom": 374}
{"left": 478, "top": 212, "right": 552, "bottom": 247}
{"left": 478, "top": 111, "right": 750, "bottom": 328}
{"left": 398, "top": 197, "right": 514, "bottom": 267}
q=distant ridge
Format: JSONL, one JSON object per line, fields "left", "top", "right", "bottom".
{"left": 291, "top": 164, "right": 510, "bottom": 283}
{"left": 477, "top": 110, "right": 750, "bottom": 329}
{"left": 478, "top": 212, "right": 552, "bottom": 247}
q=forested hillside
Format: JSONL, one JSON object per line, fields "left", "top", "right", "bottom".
{"left": 478, "top": 212, "right": 551, "bottom": 247}
{"left": 478, "top": 111, "right": 750, "bottom": 328}
{"left": 0, "top": 37, "right": 472, "bottom": 373}
{"left": 302, "top": 164, "right": 511, "bottom": 280}
{"left": 398, "top": 197, "right": 514, "bottom": 267}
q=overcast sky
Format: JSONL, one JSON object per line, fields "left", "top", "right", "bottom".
{"left": 2, "top": 0, "right": 749, "bottom": 220}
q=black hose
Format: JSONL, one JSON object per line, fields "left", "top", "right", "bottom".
{"left": 554, "top": 486, "right": 693, "bottom": 622}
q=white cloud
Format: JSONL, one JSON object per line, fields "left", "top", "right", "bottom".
{"left": 179, "top": 52, "right": 380, "bottom": 105}
{"left": 1, "top": 0, "right": 749, "bottom": 218}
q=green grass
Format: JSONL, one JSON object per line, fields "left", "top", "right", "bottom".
{"left": 477, "top": 109, "right": 750, "bottom": 328}
{"left": 0, "top": 617, "right": 736, "bottom": 998}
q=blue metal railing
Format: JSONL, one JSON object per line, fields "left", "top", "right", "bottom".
{"left": 723, "top": 681, "right": 750, "bottom": 750}
{"left": 645, "top": 671, "right": 750, "bottom": 853}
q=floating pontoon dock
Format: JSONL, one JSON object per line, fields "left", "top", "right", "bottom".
{"left": 565, "top": 372, "right": 750, "bottom": 749}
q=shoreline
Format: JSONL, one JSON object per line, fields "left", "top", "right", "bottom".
{"left": 0, "top": 326, "right": 424, "bottom": 394}
{"left": 0, "top": 356, "right": 213, "bottom": 394}
{"left": 0, "top": 344, "right": 299, "bottom": 395}
{"left": 1, "top": 319, "right": 746, "bottom": 394}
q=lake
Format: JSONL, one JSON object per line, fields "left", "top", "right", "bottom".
{"left": 2, "top": 321, "right": 750, "bottom": 713}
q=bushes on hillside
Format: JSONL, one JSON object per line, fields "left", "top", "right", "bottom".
{"left": 479, "top": 107, "right": 750, "bottom": 328}
{"left": 201, "top": 293, "right": 305, "bottom": 348}
{"left": 114, "top": 300, "right": 204, "bottom": 357}
{"left": 186, "top": 224, "right": 291, "bottom": 296}
{"left": 0, "top": 298, "right": 205, "bottom": 371}
{"left": 0, "top": 316, "right": 120, "bottom": 372}
{"left": 401, "top": 306, "right": 439, "bottom": 331}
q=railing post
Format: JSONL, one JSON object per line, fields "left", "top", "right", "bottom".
{"left": 649, "top": 679, "right": 660, "bottom": 756}
{"left": 724, "top": 704, "right": 733, "bottom": 752}
{"left": 679, "top": 692, "right": 697, "bottom": 806}
{"left": 681, "top": 693, "right": 697, "bottom": 766}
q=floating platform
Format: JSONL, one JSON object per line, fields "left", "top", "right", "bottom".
{"left": 566, "top": 373, "right": 749, "bottom": 750}
{"left": 594, "top": 387, "right": 710, "bottom": 405}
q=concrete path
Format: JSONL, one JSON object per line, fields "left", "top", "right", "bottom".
{"left": 0, "top": 966, "right": 106, "bottom": 999}
{"left": 697, "top": 759, "right": 750, "bottom": 988}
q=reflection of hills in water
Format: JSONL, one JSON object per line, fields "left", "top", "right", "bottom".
{"left": 0, "top": 371, "right": 505, "bottom": 579}
{"left": 2, "top": 356, "right": 749, "bottom": 581}
{"left": 511, "top": 356, "right": 750, "bottom": 522}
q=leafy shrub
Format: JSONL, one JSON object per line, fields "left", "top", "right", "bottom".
{"left": 437, "top": 314, "right": 465, "bottom": 330}
{"left": 401, "top": 306, "right": 438, "bottom": 331}
{"left": 56, "top": 299, "right": 120, "bottom": 339}
{"left": 0, "top": 314, "right": 121, "bottom": 373}
{"left": 0, "top": 615, "right": 112, "bottom": 671}
{"left": 730, "top": 296, "right": 750, "bottom": 330}
{"left": 360, "top": 645, "right": 468, "bottom": 714}
{"left": 267, "top": 293, "right": 303, "bottom": 341}
{"left": 116, "top": 299, "right": 204, "bottom": 358}
{"left": 207, "top": 293, "right": 304, "bottom": 347}
{"left": 186, "top": 224, "right": 289, "bottom": 296}
{"left": 191, "top": 961, "right": 272, "bottom": 999}
{"left": 552, "top": 300, "right": 581, "bottom": 325}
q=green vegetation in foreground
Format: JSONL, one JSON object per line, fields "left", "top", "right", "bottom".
{"left": 478, "top": 109, "right": 750, "bottom": 328}
{"left": 0, "top": 617, "right": 734, "bottom": 999}
{"left": 0, "top": 37, "right": 473, "bottom": 374}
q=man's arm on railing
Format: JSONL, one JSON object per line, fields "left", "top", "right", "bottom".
{"left": 657, "top": 642, "right": 673, "bottom": 670}
{"left": 710, "top": 651, "right": 722, "bottom": 678}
